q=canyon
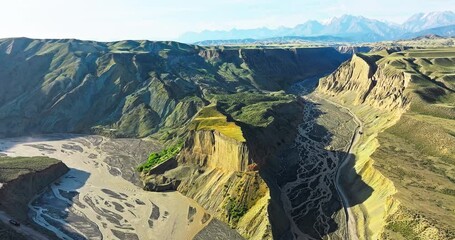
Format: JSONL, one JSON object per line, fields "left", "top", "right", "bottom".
{"left": 318, "top": 48, "right": 455, "bottom": 239}
{"left": 0, "top": 135, "right": 237, "bottom": 239}
{"left": 0, "top": 37, "right": 454, "bottom": 240}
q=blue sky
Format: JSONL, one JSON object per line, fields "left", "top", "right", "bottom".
{"left": 0, "top": 0, "right": 454, "bottom": 41}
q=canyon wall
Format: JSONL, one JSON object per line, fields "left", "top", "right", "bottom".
{"left": 142, "top": 98, "right": 304, "bottom": 239}
{"left": 318, "top": 53, "right": 411, "bottom": 111}
{"left": 317, "top": 49, "right": 455, "bottom": 239}
{"left": 143, "top": 129, "right": 271, "bottom": 239}
{"left": 0, "top": 160, "right": 69, "bottom": 221}
{"left": 178, "top": 130, "right": 250, "bottom": 172}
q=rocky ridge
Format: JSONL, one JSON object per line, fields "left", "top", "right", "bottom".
{"left": 317, "top": 48, "right": 455, "bottom": 239}
{"left": 141, "top": 95, "right": 305, "bottom": 239}
{"left": 0, "top": 38, "right": 348, "bottom": 140}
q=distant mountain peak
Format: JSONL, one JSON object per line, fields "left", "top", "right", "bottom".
{"left": 325, "top": 14, "right": 368, "bottom": 25}
{"left": 403, "top": 11, "right": 455, "bottom": 31}
{"left": 178, "top": 11, "right": 455, "bottom": 43}
{"left": 412, "top": 34, "right": 445, "bottom": 40}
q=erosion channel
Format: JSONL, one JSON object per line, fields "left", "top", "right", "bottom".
{"left": 0, "top": 135, "right": 240, "bottom": 240}
{"left": 278, "top": 81, "right": 369, "bottom": 240}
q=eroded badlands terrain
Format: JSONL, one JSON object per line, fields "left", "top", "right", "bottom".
{"left": 0, "top": 135, "right": 226, "bottom": 240}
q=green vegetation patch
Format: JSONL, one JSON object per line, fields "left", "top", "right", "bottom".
{"left": 215, "top": 92, "right": 296, "bottom": 127}
{"left": 225, "top": 197, "right": 248, "bottom": 225}
{"left": 137, "top": 143, "right": 183, "bottom": 173}
{"left": 0, "top": 157, "right": 60, "bottom": 182}
{"left": 386, "top": 221, "right": 420, "bottom": 240}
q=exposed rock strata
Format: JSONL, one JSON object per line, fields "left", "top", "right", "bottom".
{"left": 143, "top": 129, "right": 270, "bottom": 239}
{"left": 143, "top": 99, "right": 304, "bottom": 239}
{"left": 317, "top": 50, "right": 455, "bottom": 239}
{"left": 318, "top": 54, "right": 411, "bottom": 110}
{"left": 178, "top": 130, "right": 250, "bottom": 172}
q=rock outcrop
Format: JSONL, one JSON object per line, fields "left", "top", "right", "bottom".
{"left": 142, "top": 97, "right": 304, "bottom": 239}
{"left": 318, "top": 53, "right": 411, "bottom": 111}
{"left": 178, "top": 130, "right": 250, "bottom": 172}
{"left": 143, "top": 128, "right": 271, "bottom": 239}
{"left": 0, "top": 159, "right": 69, "bottom": 221}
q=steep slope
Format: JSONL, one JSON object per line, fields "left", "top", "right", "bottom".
{"left": 0, "top": 38, "right": 351, "bottom": 239}
{"left": 404, "top": 25, "right": 455, "bottom": 39}
{"left": 0, "top": 156, "right": 69, "bottom": 239}
{"left": 139, "top": 93, "right": 304, "bottom": 239}
{"left": 0, "top": 38, "right": 348, "bottom": 139}
{"left": 322, "top": 15, "right": 401, "bottom": 41}
{"left": 318, "top": 48, "right": 455, "bottom": 239}
{"left": 0, "top": 157, "right": 69, "bottom": 221}
{"left": 180, "top": 11, "right": 455, "bottom": 44}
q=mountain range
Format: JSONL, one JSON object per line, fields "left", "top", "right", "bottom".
{"left": 179, "top": 11, "right": 455, "bottom": 44}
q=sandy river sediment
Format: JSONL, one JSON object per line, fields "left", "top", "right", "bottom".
{"left": 0, "top": 135, "right": 211, "bottom": 240}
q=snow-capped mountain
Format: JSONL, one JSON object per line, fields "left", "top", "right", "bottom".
{"left": 179, "top": 11, "right": 455, "bottom": 43}
{"left": 403, "top": 11, "right": 455, "bottom": 32}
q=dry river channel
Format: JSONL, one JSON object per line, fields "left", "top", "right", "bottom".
{"left": 282, "top": 80, "right": 360, "bottom": 240}
{"left": 0, "top": 135, "right": 213, "bottom": 240}
{"left": 0, "top": 84, "right": 363, "bottom": 240}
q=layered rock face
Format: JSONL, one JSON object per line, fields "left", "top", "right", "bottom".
{"left": 142, "top": 97, "right": 304, "bottom": 239}
{"left": 178, "top": 130, "right": 250, "bottom": 172}
{"left": 1, "top": 38, "right": 352, "bottom": 239}
{"left": 177, "top": 130, "right": 270, "bottom": 239}
{"left": 317, "top": 48, "right": 455, "bottom": 239}
{"left": 318, "top": 53, "right": 411, "bottom": 110}
{"left": 0, "top": 157, "right": 67, "bottom": 240}
{"left": 144, "top": 128, "right": 271, "bottom": 239}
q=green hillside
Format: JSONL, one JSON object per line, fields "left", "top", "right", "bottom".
{"left": 0, "top": 38, "right": 348, "bottom": 139}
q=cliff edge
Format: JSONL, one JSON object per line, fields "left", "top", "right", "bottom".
{"left": 140, "top": 93, "right": 304, "bottom": 239}
{"left": 0, "top": 156, "right": 69, "bottom": 239}
{"left": 317, "top": 48, "right": 455, "bottom": 239}
{"left": 0, "top": 157, "right": 69, "bottom": 220}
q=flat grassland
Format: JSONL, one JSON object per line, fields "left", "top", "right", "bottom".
{"left": 189, "top": 105, "right": 246, "bottom": 142}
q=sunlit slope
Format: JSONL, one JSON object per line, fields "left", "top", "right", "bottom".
{"left": 0, "top": 38, "right": 348, "bottom": 139}
{"left": 318, "top": 48, "right": 455, "bottom": 239}
{"left": 140, "top": 92, "right": 303, "bottom": 239}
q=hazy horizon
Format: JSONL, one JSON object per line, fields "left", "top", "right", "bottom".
{"left": 1, "top": 0, "right": 454, "bottom": 42}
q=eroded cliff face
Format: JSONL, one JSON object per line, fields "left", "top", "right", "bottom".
{"left": 317, "top": 49, "right": 455, "bottom": 239}
{"left": 318, "top": 54, "right": 411, "bottom": 111}
{"left": 318, "top": 53, "right": 413, "bottom": 239}
{"left": 178, "top": 130, "right": 250, "bottom": 172}
{"left": 143, "top": 129, "right": 271, "bottom": 239}
{"left": 0, "top": 160, "right": 69, "bottom": 221}
{"left": 142, "top": 98, "right": 304, "bottom": 239}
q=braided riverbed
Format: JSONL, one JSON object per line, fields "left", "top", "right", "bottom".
{"left": 0, "top": 135, "right": 212, "bottom": 240}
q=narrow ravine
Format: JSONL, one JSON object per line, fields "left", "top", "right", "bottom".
{"left": 280, "top": 83, "right": 359, "bottom": 239}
